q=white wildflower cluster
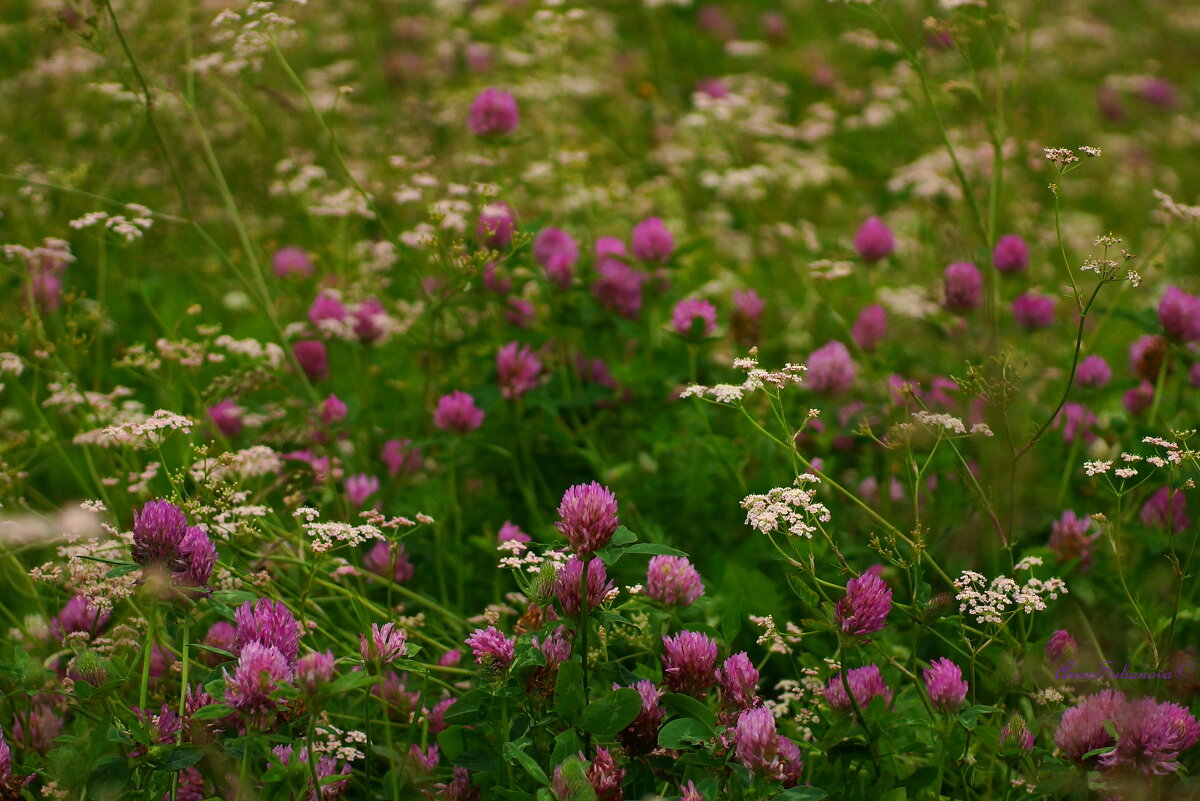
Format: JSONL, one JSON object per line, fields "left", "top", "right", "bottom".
{"left": 953, "top": 568, "right": 1068, "bottom": 625}
{"left": 1086, "top": 437, "right": 1189, "bottom": 478}
{"left": 0, "top": 353, "right": 22, "bottom": 376}
{"left": 498, "top": 541, "right": 570, "bottom": 575}
{"left": 1080, "top": 232, "right": 1139, "bottom": 286}
{"left": 30, "top": 523, "right": 137, "bottom": 612}
{"left": 1043, "top": 146, "right": 1100, "bottom": 170}
{"left": 680, "top": 348, "right": 805, "bottom": 404}
{"left": 1152, "top": 189, "right": 1200, "bottom": 223}
{"left": 1033, "top": 688, "right": 1065, "bottom": 705}
{"left": 806, "top": 260, "right": 855, "bottom": 280}
{"left": 294, "top": 507, "right": 384, "bottom": 554}
{"left": 2, "top": 238, "right": 75, "bottom": 271}
{"left": 311, "top": 722, "right": 367, "bottom": 764}
{"left": 69, "top": 205, "right": 154, "bottom": 243}
{"left": 912, "top": 411, "right": 994, "bottom": 437}
{"left": 742, "top": 474, "right": 830, "bottom": 539}
{"left": 194, "top": 1, "right": 304, "bottom": 76}
{"left": 190, "top": 446, "right": 283, "bottom": 484}
{"left": 214, "top": 335, "right": 287, "bottom": 368}
{"left": 749, "top": 614, "right": 804, "bottom": 655}
{"left": 89, "top": 410, "right": 195, "bottom": 449}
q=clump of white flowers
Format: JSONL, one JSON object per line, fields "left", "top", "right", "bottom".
{"left": 741, "top": 474, "right": 830, "bottom": 539}
{"left": 953, "top": 559, "right": 1068, "bottom": 625}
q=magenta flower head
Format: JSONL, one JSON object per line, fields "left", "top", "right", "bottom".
{"left": 1140, "top": 76, "right": 1177, "bottom": 109}
{"left": 294, "top": 650, "right": 336, "bottom": 696}
{"left": 717, "top": 652, "right": 760, "bottom": 711}
{"left": 497, "top": 342, "right": 543, "bottom": 399}
{"left": 679, "top": 782, "right": 703, "bottom": 801}
{"left": 944, "top": 262, "right": 983, "bottom": 313}
{"left": 616, "top": 679, "right": 665, "bottom": 756}
{"left": 854, "top": 217, "right": 894, "bottom": 262}
{"left": 360, "top": 622, "right": 408, "bottom": 670}
{"left": 593, "top": 261, "right": 647, "bottom": 320}
{"left": 506, "top": 297, "right": 536, "bottom": 328}
{"left": 671, "top": 298, "right": 718, "bottom": 338}
{"left": 293, "top": 339, "right": 329, "bottom": 382}
{"left": 586, "top": 747, "right": 626, "bottom": 801}
{"left": 734, "top": 706, "right": 777, "bottom": 774}
{"left": 534, "top": 228, "right": 580, "bottom": 289}
{"left": 631, "top": 217, "right": 675, "bottom": 263}
{"left": 177, "top": 526, "right": 217, "bottom": 589}
{"left": 465, "top": 626, "right": 515, "bottom": 669}
{"left": 223, "top": 641, "right": 293, "bottom": 730}
{"left": 1102, "top": 697, "right": 1200, "bottom": 775}
{"left": 1140, "top": 487, "right": 1190, "bottom": 534}
{"left": 345, "top": 474, "right": 380, "bottom": 508}
{"left": 1158, "top": 286, "right": 1200, "bottom": 342}
{"left": 661, "top": 630, "right": 719, "bottom": 695}
{"left": 497, "top": 521, "right": 532, "bottom": 546}
{"left": 532, "top": 626, "right": 573, "bottom": 668}
{"left": 363, "top": 541, "right": 414, "bottom": 583}
{"left": 234, "top": 599, "right": 301, "bottom": 665}
{"left": 380, "top": 438, "right": 422, "bottom": 479}
{"left": 806, "top": 340, "right": 856, "bottom": 395}
{"left": 993, "top": 234, "right": 1029, "bottom": 274}
{"left": 1129, "top": 334, "right": 1167, "bottom": 382}
{"left": 354, "top": 297, "right": 388, "bottom": 343}
{"left": 272, "top": 246, "right": 313, "bottom": 278}
{"left": 0, "top": 726, "right": 13, "bottom": 784}
{"left": 1012, "top": 292, "right": 1055, "bottom": 330}
{"left": 319, "top": 393, "right": 348, "bottom": 425}
{"left": 433, "top": 391, "right": 485, "bottom": 433}
{"left": 273, "top": 745, "right": 351, "bottom": 800}
{"left": 1055, "top": 402, "right": 1097, "bottom": 444}
{"left": 50, "top": 595, "right": 111, "bottom": 640}
{"left": 207, "top": 399, "right": 244, "bottom": 438}
{"left": 924, "top": 657, "right": 968, "bottom": 712}
{"left": 852, "top": 304, "right": 888, "bottom": 351}
{"left": 731, "top": 288, "right": 765, "bottom": 343}
{"left": 1048, "top": 512, "right": 1099, "bottom": 571}
{"left": 436, "top": 766, "right": 480, "bottom": 801}
{"left": 1055, "top": 689, "right": 1124, "bottom": 765}
{"left": 476, "top": 202, "right": 516, "bottom": 250}
{"left": 468, "top": 88, "right": 520, "bottom": 137}
{"left": 556, "top": 481, "right": 619, "bottom": 554}
{"left": 645, "top": 555, "right": 704, "bottom": 607}
{"left": 824, "top": 665, "right": 892, "bottom": 713}
{"left": 1000, "top": 714, "right": 1035, "bottom": 754}
{"left": 309, "top": 292, "right": 347, "bottom": 327}
{"left": 1044, "top": 629, "right": 1078, "bottom": 663}
{"left": 132, "top": 499, "right": 188, "bottom": 566}
{"left": 1123, "top": 381, "right": 1155, "bottom": 417}
{"left": 202, "top": 621, "right": 237, "bottom": 666}
{"left": 554, "top": 556, "right": 615, "bottom": 616}
{"left": 835, "top": 572, "right": 892, "bottom": 637}
{"left": 1076, "top": 354, "right": 1112, "bottom": 388}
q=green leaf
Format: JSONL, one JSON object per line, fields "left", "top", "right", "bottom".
{"left": 154, "top": 746, "right": 203, "bottom": 771}
{"left": 658, "top": 718, "right": 712, "bottom": 749}
{"left": 774, "top": 788, "right": 828, "bottom": 801}
{"left": 551, "top": 729, "right": 584, "bottom": 767}
{"left": 210, "top": 590, "right": 259, "bottom": 606}
{"left": 549, "top": 756, "right": 598, "bottom": 801}
{"left": 661, "top": 693, "right": 716, "bottom": 729}
{"left": 331, "top": 670, "right": 377, "bottom": 694}
{"left": 190, "top": 704, "right": 233, "bottom": 720}
{"left": 578, "top": 688, "right": 642, "bottom": 735}
{"left": 610, "top": 526, "right": 638, "bottom": 547}
{"left": 877, "top": 790, "right": 906, "bottom": 801}
{"left": 721, "top": 592, "right": 744, "bottom": 641}
{"left": 623, "top": 543, "right": 686, "bottom": 557}
{"left": 445, "top": 690, "right": 490, "bottom": 725}
{"left": 503, "top": 741, "right": 549, "bottom": 785}
{"left": 105, "top": 563, "right": 140, "bottom": 578}
{"left": 555, "top": 661, "right": 585, "bottom": 724}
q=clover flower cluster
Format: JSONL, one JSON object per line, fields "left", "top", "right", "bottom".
{"left": 953, "top": 567, "right": 1068, "bottom": 624}
{"left": 741, "top": 474, "right": 830, "bottom": 539}
{"left": 1056, "top": 690, "right": 1200, "bottom": 777}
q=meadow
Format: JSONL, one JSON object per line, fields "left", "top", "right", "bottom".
{"left": 1, "top": 0, "right": 1199, "bottom": 799}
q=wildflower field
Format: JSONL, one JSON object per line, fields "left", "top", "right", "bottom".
{"left": 3, "top": 0, "right": 1200, "bottom": 798}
